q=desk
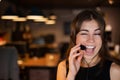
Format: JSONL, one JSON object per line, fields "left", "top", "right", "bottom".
{"left": 18, "top": 53, "right": 60, "bottom": 80}
{"left": 18, "top": 57, "right": 46, "bottom": 67}
{"left": 18, "top": 53, "right": 60, "bottom": 67}
{"left": 20, "top": 66, "right": 57, "bottom": 80}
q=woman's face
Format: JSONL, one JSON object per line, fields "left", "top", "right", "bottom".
{"left": 76, "top": 20, "right": 102, "bottom": 60}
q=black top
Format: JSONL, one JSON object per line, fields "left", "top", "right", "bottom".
{"left": 75, "top": 60, "right": 112, "bottom": 80}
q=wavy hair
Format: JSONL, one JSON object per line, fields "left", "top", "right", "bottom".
{"left": 65, "top": 9, "right": 120, "bottom": 66}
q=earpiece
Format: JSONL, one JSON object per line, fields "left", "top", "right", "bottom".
{"left": 80, "top": 45, "right": 86, "bottom": 50}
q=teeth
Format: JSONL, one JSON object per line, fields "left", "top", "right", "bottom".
{"left": 86, "top": 46, "right": 94, "bottom": 49}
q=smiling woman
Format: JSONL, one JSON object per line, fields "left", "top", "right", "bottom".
{"left": 56, "top": 9, "right": 120, "bottom": 80}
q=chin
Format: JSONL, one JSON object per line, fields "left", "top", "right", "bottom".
{"left": 83, "top": 52, "right": 98, "bottom": 60}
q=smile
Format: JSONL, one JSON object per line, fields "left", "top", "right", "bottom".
{"left": 86, "top": 45, "right": 95, "bottom": 49}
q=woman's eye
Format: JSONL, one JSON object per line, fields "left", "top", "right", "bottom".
{"left": 80, "top": 33, "right": 88, "bottom": 35}
{"left": 94, "top": 33, "right": 101, "bottom": 35}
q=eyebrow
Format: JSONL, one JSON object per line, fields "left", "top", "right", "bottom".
{"left": 80, "top": 28, "right": 101, "bottom": 32}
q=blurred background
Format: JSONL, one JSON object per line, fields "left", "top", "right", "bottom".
{"left": 0, "top": 0, "right": 120, "bottom": 80}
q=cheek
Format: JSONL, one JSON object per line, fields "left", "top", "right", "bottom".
{"left": 96, "top": 37, "right": 102, "bottom": 47}
{"left": 76, "top": 36, "right": 85, "bottom": 44}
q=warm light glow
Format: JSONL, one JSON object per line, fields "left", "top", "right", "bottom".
{"left": 49, "top": 15, "right": 57, "bottom": 19}
{"left": 33, "top": 56, "right": 38, "bottom": 60}
{"left": 0, "top": 38, "right": 6, "bottom": 46}
{"left": 105, "top": 24, "right": 112, "bottom": 31}
{"left": 49, "top": 55, "right": 54, "bottom": 60}
{"left": 26, "top": 15, "right": 44, "bottom": 20}
{"left": 1, "top": 15, "right": 18, "bottom": 20}
{"left": 45, "top": 19, "right": 56, "bottom": 25}
{"left": 17, "top": 60, "right": 23, "bottom": 65}
{"left": 12, "top": 17, "right": 27, "bottom": 22}
{"left": 114, "top": 45, "right": 120, "bottom": 54}
{"left": 34, "top": 17, "right": 48, "bottom": 22}
{"left": 108, "top": 0, "right": 114, "bottom": 4}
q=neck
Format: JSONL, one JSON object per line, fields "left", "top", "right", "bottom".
{"left": 81, "top": 55, "right": 101, "bottom": 67}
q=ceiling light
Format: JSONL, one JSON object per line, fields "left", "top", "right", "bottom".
{"left": 12, "top": 17, "right": 27, "bottom": 22}
{"left": 34, "top": 17, "right": 48, "bottom": 22}
{"left": 27, "top": 16, "right": 44, "bottom": 20}
{"left": 1, "top": 15, "right": 18, "bottom": 20}
{"left": 26, "top": 7, "right": 44, "bottom": 20}
{"left": 45, "top": 19, "right": 56, "bottom": 25}
{"left": 1, "top": 6, "right": 18, "bottom": 20}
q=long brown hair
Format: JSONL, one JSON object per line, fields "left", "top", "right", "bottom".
{"left": 65, "top": 9, "right": 120, "bottom": 66}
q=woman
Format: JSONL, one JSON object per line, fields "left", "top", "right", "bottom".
{"left": 57, "top": 9, "right": 120, "bottom": 80}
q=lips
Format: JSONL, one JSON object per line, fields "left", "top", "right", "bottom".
{"left": 85, "top": 45, "right": 95, "bottom": 55}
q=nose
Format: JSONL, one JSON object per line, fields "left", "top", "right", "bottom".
{"left": 87, "top": 34, "right": 95, "bottom": 43}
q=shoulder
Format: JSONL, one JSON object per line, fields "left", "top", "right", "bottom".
{"left": 57, "top": 60, "right": 67, "bottom": 80}
{"left": 110, "top": 62, "right": 120, "bottom": 73}
{"left": 57, "top": 60, "right": 66, "bottom": 71}
{"left": 110, "top": 62, "right": 120, "bottom": 80}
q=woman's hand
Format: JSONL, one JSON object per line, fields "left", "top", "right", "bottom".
{"left": 67, "top": 44, "right": 84, "bottom": 80}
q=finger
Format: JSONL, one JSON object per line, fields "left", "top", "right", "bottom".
{"left": 71, "top": 43, "right": 81, "bottom": 50}
{"left": 69, "top": 52, "right": 83, "bottom": 61}
{"left": 69, "top": 44, "right": 81, "bottom": 56}
{"left": 77, "top": 52, "right": 84, "bottom": 62}
{"left": 69, "top": 47, "right": 80, "bottom": 57}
